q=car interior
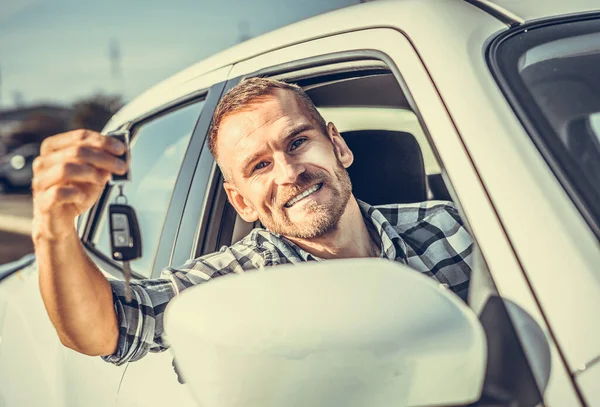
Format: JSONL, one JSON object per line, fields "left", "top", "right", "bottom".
{"left": 518, "top": 44, "right": 600, "bottom": 234}
{"left": 197, "top": 59, "right": 453, "bottom": 255}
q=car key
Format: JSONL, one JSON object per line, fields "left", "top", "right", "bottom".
{"left": 105, "top": 129, "right": 131, "bottom": 184}
{"left": 108, "top": 187, "right": 142, "bottom": 303}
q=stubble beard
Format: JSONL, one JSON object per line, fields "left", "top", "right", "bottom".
{"left": 258, "top": 162, "right": 353, "bottom": 240}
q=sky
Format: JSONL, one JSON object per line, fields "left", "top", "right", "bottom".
{"left": 0, "top": 0, "right": 359, "bottom": 109}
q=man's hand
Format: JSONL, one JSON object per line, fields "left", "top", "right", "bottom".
{"left": 34, "top": 129, "right": 126, "bottom": 356}
{"left": 32, "top": 129, "right": 127, "bottom": 241}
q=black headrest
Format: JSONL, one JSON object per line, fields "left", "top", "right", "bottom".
{"left": 566, "top": 115, "right": 600, "bottom": 180}
{"left": 342, "top": 130, "right": 426, "bottom": 205}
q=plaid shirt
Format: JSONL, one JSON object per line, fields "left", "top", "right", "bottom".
{"left": 103, "top": 200, "right": 474, "bottom": 366}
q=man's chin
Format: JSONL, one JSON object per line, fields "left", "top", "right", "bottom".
{"left": 272, "top": 204, "right": 339, "bottom": 239}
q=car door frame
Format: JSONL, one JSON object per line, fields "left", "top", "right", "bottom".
{"left": 78, "top": 79, "right": 228, "bottom": 281}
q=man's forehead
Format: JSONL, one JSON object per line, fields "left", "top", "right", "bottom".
{"left": 221, "top": 99, "right": 282, "bottom": 141}
{"left": 218, "top": 91, "right": 307, "bottom": 150}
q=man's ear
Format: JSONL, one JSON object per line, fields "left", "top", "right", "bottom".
{"left": 327, "top": 122, "right": 353, "bottom": 169}
{"left": 223, "top": 182, "right": 259, "bottom": 223}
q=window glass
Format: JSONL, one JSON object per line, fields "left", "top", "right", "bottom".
{"left": 93, "top": 100, "right": 205, "bottom": 277}
{"left": 492, "top": 17, "right": 600, "bottom": 234}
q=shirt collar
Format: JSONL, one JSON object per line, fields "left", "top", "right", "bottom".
{"left": 276, "top": 199, "right": 409, "bottom": 263}
{"left": 356, "top": 200, "right": 408, "bottom": 263}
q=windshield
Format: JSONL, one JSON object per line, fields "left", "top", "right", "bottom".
{"left": 491, "top": 16, "right": 600, "bottom": 237}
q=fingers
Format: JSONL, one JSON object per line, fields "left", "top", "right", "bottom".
{"left": 32, "top": 128, "right": 125, "bottom": 238}
{"left": 35, "top": 185, "right": 81, "bottom": 211}
{"left": 34, "top": 145, "right": 127, "bottom": 177}
{"left": 34, "top": 183, "right": 98, "bottom": 214}
{"left": 41, "top": 129, "right": 126, "bottom": 157}
{"left": 32, "top": 161, "right": 110, "bottom": 193}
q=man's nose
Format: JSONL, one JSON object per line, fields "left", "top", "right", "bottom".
{"left": 273, "top": 154, "right": 305, "bottom": 185}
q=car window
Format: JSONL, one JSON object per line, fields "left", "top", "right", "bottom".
{"left": 196, "top": 63, "right": 454, "bottom": 256}
{"left": 92, "top": 100, "right": 205, "bottom": 278}
{"left": 491, "top": 16, "right": 600, "bottom": 236}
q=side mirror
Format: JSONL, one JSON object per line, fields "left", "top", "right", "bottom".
{"left": 165, "top": 259, "right": 486, "bottom": 407}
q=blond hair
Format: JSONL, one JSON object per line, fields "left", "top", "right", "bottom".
{"left": 208, "top": 77, "right": 327, "bottom": 164}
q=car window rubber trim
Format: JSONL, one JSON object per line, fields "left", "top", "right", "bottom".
{"left": 462, "top": 0, "right": 522, "bottom": 27}
{"left": 159, "top": 81, "right": 229, "bottom": 275}
{"left": 486, "top": 13, "right": 600, "bottom": 241}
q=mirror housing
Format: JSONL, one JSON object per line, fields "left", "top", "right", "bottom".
{"left": 165, "top": 259, "right": 486, "bottom": 407}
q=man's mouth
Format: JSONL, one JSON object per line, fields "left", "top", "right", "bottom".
{"left": 284, "top": 183, "right": 323, "bottom": 208}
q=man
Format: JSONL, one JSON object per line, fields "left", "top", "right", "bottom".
{"left": 33, "top": 78, "right": 473, "bottom": 366}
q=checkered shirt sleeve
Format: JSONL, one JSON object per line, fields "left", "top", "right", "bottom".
{"left": 102, "top": 200, "right": 474, "bottom": 366}
{"left": 374, "top": 200, "right": 474, "bottom": 300}
{"left": 101, "top": 232, "right": 273, "bottom": 366}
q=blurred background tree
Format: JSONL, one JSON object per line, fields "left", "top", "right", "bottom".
{"left": 71, "top": 93, "right": 123, "bottom": 131}
{"left": 4, "top": 112, "right": 69, "bottom": 150}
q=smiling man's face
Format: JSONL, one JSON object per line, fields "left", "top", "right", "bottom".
{"left": 218, "top": 89, "right": 354, "bottom": 239}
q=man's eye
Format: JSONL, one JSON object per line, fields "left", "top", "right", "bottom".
{"left": 290, "top": 138, "right": 307, "bottom": 151}
{"left": 254, "top": 161, "right": 268, "bottom": 171}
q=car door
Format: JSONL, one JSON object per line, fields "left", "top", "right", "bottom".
{"left": 102, "top": 22, "right": 584, "bottom": 407}
{"left": 0, "top": 257, "right": 128, "bottom": 407}
{"left": 210, "top": 27, "right": 580, "bottom": 406}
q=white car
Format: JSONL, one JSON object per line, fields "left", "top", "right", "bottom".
{"left": 1, "top": 0, "right": 599, "bottom": 406}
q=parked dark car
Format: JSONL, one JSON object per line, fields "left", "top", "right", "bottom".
{"left": 0, "top": 143, "right": 39, "bottom": 193}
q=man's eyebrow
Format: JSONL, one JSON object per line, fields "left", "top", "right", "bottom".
{"left": 282, "top": 122, "right": 315, "bottom": 140}
{"left": 239, "top": 123, "right": 316, "bottom": 174}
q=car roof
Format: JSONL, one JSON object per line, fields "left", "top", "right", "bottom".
{"left": 137, "top": 0, "right": 599, "bottom": 92}
{"left": 112, "top": 0, "right": 498, "bottom": 126}
{"left": 110, "top": 0, "right": 599, "bottom": 127}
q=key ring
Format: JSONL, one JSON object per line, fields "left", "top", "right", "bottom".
{"left": 115, "top": 185, "right": 128, "bottom": 204}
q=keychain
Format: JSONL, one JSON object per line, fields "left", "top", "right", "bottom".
{"left": 105, "top": 129, "right": 141, "bottom": 303}
{"left": 108, "top": 186, "right": 142, "bottom": 303}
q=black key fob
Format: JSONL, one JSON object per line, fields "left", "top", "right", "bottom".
{"left": 106, "top": 130, "right": 131, "bottom": 184}
{"left": 108, "top": 203, "right": 142, "bottom": 261}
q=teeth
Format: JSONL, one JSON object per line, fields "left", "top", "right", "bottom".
{"left": 285, "top": 184, "right": 321, "bottom": 208}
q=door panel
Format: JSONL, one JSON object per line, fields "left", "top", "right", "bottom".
{"left": 116, "top": 351, "right": 196, "bottom": 407}
{"left": 0, "top": 263, "right": 126, "bottom": 407}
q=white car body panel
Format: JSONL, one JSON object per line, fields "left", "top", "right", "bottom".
{"left": 0, "top": 262, "right": 126, "bottom": 407}
{"left": 578, "top": 360, "right": 600, "bottom": 406}
{"left": 116, "top": 350, "right": 197, "bottom": 407}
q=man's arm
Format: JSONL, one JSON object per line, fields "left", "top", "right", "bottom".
{"left": 32, "top": 129, "right": 127, "bottom": 356}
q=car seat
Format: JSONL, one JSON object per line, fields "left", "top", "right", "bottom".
{"left": 342, "top": 130, "right": 427, "bottom": 205}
